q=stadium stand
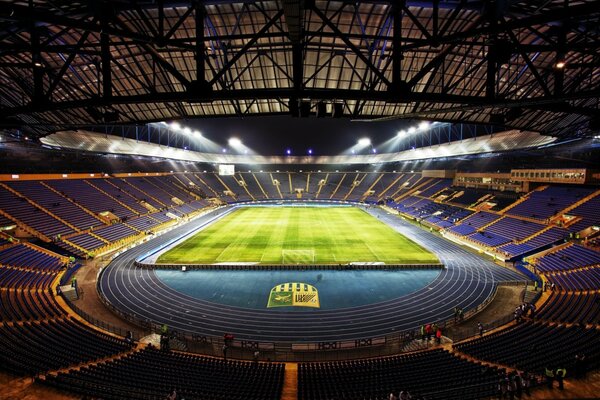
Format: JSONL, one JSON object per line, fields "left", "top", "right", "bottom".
{"left": 46, "top": 179, "right": 137, "bottom": 219}
{"left": 0, "top": 185, "right": 75, "bottom": 239}
{"left": 0, "top": 318, "right": 132, "bottom": 376}
{"left": 5, "top": 180, "right": 103, "bottom": 230}
{"left": 298, "top": 349, "right": 502, "bottom": 400}
{"left": 454, "top": 322, "right": 600, "bottom": 375}
{"left": 533, "top": 244, "right": 600, "bottom": 273}
{"left": 537, "top": 291, "right": 600, "bottom": 324}
{"left": 44, "top": 347, "right": 285, "bottom": 400}
{"left": 507, "top": 186, "right": 597, "bottom": 222}
{"left": 0, "top": 244, "right": 64, "bottom": 271}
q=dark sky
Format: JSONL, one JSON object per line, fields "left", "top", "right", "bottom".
{"left": 185, "top": 115, "right": 417, "bottom": 155}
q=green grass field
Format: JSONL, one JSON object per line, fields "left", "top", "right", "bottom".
{"left": 156, "top": 207, "right": 439, "bottom": 265}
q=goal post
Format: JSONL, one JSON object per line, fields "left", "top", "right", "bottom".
{"left": 282, "top": 249, "right": 316, "bottom": 264}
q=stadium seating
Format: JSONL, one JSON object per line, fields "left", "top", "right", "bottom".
{"left": 507, "top": 186, "right": 597, "bottom": 221}
{"left": 0, "top": 244, "right": 64, "bottom": 271}
{"left": 454, "top": 322, "right": 600, "bottom": 374}
{"left": 46, "top": 179, "right": 137, "bottom": 219}
{"left": 89, "top": 179, "right": 149, "bottom": 215}
{"left": 498, "top": 227, "right": 567, "bottom": 257}
{"left": 0, "top": 317, "right": 132, "bottom": 376}
{"left": 0, "top": 267, "right": 56, "bottom": 289}
{"left": 298, "top": 349, "right": 501, "bottom": 400}
{"left": 45, "top": 347, "right": 285, "bottom": 400}
{"left": 6, "top": 181, "right": 103, "bottom": 230}
{"left": 547, "top": 268, "right": 600, "bottom": 291}
{"left": 537, "top": 291, "right": 600, "bottom": 324}
{"left": 0, "top": 186, "right": 75, "bottom": 239}
{"left": 534, "top": 244, "right": 600, "bottom": 273}
{"left": 0, "top": 288, "right": 63, "bottom": 321}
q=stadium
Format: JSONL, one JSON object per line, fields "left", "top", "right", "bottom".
{"left": 0, "top": 1, "right": 600, "bottom": 399}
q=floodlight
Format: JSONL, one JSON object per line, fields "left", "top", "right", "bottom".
{"left": 228, "top": 137, "right": 242, "bottom": 146}
{"left": 555, "top": 61, "right": 566, "bottom": 69}
{"left": 193, "top": 130, "right": 202, "bottom": 137}
{"left": 418, "top": 121, "right": 430, "bottom": 130}
{"left": 170, "top": 122, "right": 181, "bottom": 130}
{"left": 308, "top": 149, "right": 313, "bottom": 155}
{"left": 222, "top": 148, "right": 227, "bottom": 153}
{"left": 372, "top": 148, "right": 377, "bottom": 154}
{"left": 183, "top": 127, "right": 192, "bottom": 135}
{"left": 408, "top": 127, "right": 416, "bottom": 134}
{"left": 397, "top": 130, "right": 406, "bottom": 137}
{"left": 358, "top": 138, "right": 371, "bottom": 146}
{"left": 286, "top": 149, "right": 291, "bottom": 155}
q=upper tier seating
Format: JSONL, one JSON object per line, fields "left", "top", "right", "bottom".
{"left": 7, "top": 181, "right": 103, "bottom": 230}
{"left": 298, "top": 349, "right": 501, "bottom": 400}
{"left": 535, "top": 244, "right": 600, "bottom": 273}
{"left": 122, "top": 178, "right": 174, "bottom": 207}
{"left": 454, "top": 322, "right": 600, "bottom": 374}
{"left": 65, "top": 233, "right": 107, "bottom": 252}
{"left": 564, "top": 193, "right": 600, "bottom": 232}
{"left": 0, "top": 244, "right": 63, "bottom": 271}
{"left": 0, "top": 317, "right": 132, "bottom": 376}
{"left": 0, "top": 215, "right": 15, "bottom": 228}
{"left": 419, "top": 179, "right": 452, "bottom": 198}
{"left": 89, "top": 179, "right": 149, "bottom": 215}
{"left": 0, "top": 186, "right": 74, "bottom": 238}
{"left": 447, "top": 211, "right": 501, "bottom": 236}
{"left": 507, "top": 186, "right": 597, "bottom": 221}
{"left": 46, "top": 179, "right": 136, "bottom": 219}
{"left": 45, "top": 347, "right": 285, "bottom": 400}
{"left": 109, "top": 179, "right": 165, "bottom": 210}
{"left": 92, "top": 223, "right": 138, "bottom": 243}
{"left": 498, "top": 226, "right": 567, "bottom": 257}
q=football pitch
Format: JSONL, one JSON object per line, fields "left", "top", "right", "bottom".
{"left": 156, "top": 206, "right": 439, "bottom": 265}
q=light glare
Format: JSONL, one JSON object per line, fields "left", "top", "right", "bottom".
{"left": 358, "top": 138, "right": 371, "bottom": 146}
{"left": 229, "top": 137, "right": 242, "bottom": 146}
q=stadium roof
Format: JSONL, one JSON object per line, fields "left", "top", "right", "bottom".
{"left": 1, "top": 0, "right": 599, "bottom": 139}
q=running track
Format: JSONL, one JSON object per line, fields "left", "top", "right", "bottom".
{"left": 99, "top": 206, "right": 525, "bottom": 342}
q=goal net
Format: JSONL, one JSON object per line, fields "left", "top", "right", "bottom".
{"left": 282, "top": 249, "right": 316, "bottom": 264}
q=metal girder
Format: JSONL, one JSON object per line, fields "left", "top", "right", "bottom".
{"left": 208, "top": 9, "right": 284, "bottom": 86}
{"left": 311, "top": 5, "right": 391, "bottom": 88}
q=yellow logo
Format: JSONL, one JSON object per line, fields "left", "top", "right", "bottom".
{"left": 267, "top": 282, "right": 320, "bottom": 308}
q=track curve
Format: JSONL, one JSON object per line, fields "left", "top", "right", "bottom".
{"left": 99, "top": 206, "right": 525, "bottom": 342}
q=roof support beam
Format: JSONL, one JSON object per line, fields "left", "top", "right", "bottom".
{"left": 311, "top": 5, "right": 391, "bottom": 87}
{"left": 209, "top": 9, "right": 284, "bottom": 86}
{"left": 101, "top": 7, "right": 112, "bottom": 100}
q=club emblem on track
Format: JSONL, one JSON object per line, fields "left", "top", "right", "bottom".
{"left": 267, "top": 282, "right": 320, "bottom": 308}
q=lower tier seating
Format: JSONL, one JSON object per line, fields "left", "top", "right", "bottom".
{"left": 0, "top": 288, "right": 64, "bottom": 321}
{"left": 0, "top": 267, "right": 56, "bottom": 289}
{"left": 454, "top": 322, "right": 600, "bottom": 374}
{"left": 298, "top": 349, "right": 501, "bottom": 400}
{"left": 44, "top": 347, "right": 285, "bottom": 400}
{"left": 537, "top": 291, "right": 600, "bottom": 325}
{"left": 0, "top": 317, "right": 132, "bottom": 375}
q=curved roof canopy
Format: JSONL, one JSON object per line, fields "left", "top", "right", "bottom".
{"left": 1, "top": 0, "right": 599, "bottom": 138}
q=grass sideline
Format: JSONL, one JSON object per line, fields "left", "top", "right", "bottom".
{"left": 156, "top": 206, "right": 439, "bottom": 265}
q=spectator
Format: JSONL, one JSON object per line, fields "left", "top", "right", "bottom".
{"left": 435, "top": 327, "right": 442, "bottom": 344}
{"left": 166, "top": 388, "right": 177, "bottom": 400}
{"left": 222, "top": 344, "right": 228, "bottom": 360}
{"left": 399, "top": 390, "right": 412, "bottom": 400}
{"left": 478, "top": 322, "right": 484, "bottom": 337}
{"left": 555, "top": 367, "right": 566, "bottom": 390}
{"left": 253, "top": 350, "right": 260, "bottom": 365}
{"left": 521, "top": 371, "right": 531, "bottom": 396}
{"left": 545, "top": 366, "right": 554, "bottom": 389}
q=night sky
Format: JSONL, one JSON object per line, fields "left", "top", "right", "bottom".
{"left": 184, "top": 115, "right": 418, "bottom": 155}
